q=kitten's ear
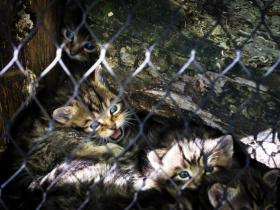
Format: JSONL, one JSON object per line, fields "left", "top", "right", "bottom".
{"left": 94, "top": 65, "right": 107, "bottom": 89}
{"left": 208, "top": 183, "right": 225, "bottom": 208}
{"left": 147, "top": 149, "right": 167, "bottom": 170}
{"left": 263, "top": 169, "right": 280, "bottom": 189}
{"left": 214, "top": 135, "right": 234, "bottom": 157}
{"left": 93, "top": 65, "right": 114, "bottom": 98}
{"left": 52, "top": 100, "right": 79, "bottom": 125}
{"left": 208, "top": 183, "right": 238, "bottom": 208}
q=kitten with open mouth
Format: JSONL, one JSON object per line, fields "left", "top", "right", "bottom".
{"left": 52, "top": 65, "right": 132, "bottom": 145}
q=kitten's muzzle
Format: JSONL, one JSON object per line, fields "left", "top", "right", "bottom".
{"left": 70, "top": 48, "right": 83, "bottom": 56}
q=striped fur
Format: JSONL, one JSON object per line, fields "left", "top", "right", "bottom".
{"left": 144, "top": 135, "right": 234, "bottom": 191}
{"left": 61, "top": 0, "right": 97, "bottom": 62}
{"left": 52, "top": 66, "right": 131, "bottom": 144}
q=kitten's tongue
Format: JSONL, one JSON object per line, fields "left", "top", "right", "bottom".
{"left": 110, "top": 128, "right": 122, "bottom": 140}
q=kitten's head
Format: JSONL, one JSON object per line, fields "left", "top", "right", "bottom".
{"left": 52, "top": 67, "right": 129, "bottom": 142}
{"left": 208, "top": 169, "right": 280, "bottom": 210}
{"left": 62, "top": 25, "right": 97, "bottom": 61}
{"left": 145, "top": 135, "right": 234, "bottom": 191}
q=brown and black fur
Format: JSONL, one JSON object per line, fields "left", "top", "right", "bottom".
{"left": 59, "top": 0, "right": 98, "bottom": 75}
{"left": 25, "top": 123, "right": 229, "bottom": 210}
{"left": 27, "top": 150, "right": 176, "bottom": 210}
{"left": 0, "top": 65, "right": 132, "bottom": 209}
{"left": 52, "top": 65, "right": 133, "bottom": 145}
{"left": 208, "top": 168, "right": 280, "bottom": 210}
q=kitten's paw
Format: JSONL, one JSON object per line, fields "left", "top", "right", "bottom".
{"left": 71, "top": 142, "right": 124, "bottom": 158}
{"left": 105, "top": 142, "right": 124, "bottom": 156}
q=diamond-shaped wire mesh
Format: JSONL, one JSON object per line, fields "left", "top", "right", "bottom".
{"left": 0, "top": 0, "right": 279, "bottom": 209}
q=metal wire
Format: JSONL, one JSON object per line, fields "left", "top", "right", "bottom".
{"left": 0, "top": 0, "right": 279, "bottom": 209}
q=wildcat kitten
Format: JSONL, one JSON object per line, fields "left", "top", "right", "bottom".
{"left": 62, "top": 25, "right": 97, "bottom": 62}
{"left": 208, "top": 169, "right": 279, "bottom": 210}
{"left": 30, "top": 121, "right": 226, "bottom": 190}
{"left": 3, "top": 120, "right": 124, "bottom": 182}
{"left": 52, "top": 65, "right": 131, "bottom": 144}
{"left": 144, "top": 134, "right": 234, "bottom": 191}
{"left": 0, "top": 66, "right": 131, "bottom": 209}
{"left": 27, "top": 128, "right": 229, "bottom": 210}
{"left": 1, "top": 118, "right": 127, "bottom": 210}
{"left": 61, "top": 0, "right": 98, "bottom": 62}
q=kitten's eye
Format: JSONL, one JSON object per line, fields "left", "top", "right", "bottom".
{"left": 91, "top": 121, "right": 100, "bottom": 131}
{"left": 83, "top": 42, "right": 95, "bottom": 52}
{"left": 110, "top": 105, "right": 118, "bottom": 115}
{"left": 64, "top": 29, "right": 75, "bottom": 42}
{"left": 177, "top": 170, "right": 190, "bottom": 180}
{"left": 205, "top": 166, "right": 214, "bottom": 174}
{"left": 205, "top": 166, "right": 218, "bottom": 175}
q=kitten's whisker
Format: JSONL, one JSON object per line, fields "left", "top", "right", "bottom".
{"left": 124, "top": 124, "right": 135, "bottom": 130}
{"left": 123, "top": 121, "right": 135, "bottom": 128}
{"left": 123, "top": 111, "right": 135, "bottom": 118}
{"left": 123, "top": 119, "right": 135, "bottom": 124}
{"left": 125, "top": 117, "right": 137, "bottom": 121}
{"left": 124, "top": 117, "right": 137, "bottom": 124}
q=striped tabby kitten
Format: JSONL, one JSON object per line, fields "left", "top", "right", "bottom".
{"left": 1, "top": 124, "right": 125, "bottom": 209}
{"left": 208, "top": 169, "right": 279, "bottom": 210}
{"left": 53, "top": 66, "right": 130, "bottom": 144}
{"left": 1, "top": 66, "right": 131, "bottom": 209}
{"left": 29, "top": 123, "right": 226, "bottom": 191}
{"left": 144, "top": 135, "right": 234, "bottom": 191}
{"left": 28, "top": 129, "right": 230, "bottom": 210}
{"left": 62, "top": 25, "right": 97, "bottom": 62}
{"left": 61, "top": 0, "right": 97, "bottom": 62}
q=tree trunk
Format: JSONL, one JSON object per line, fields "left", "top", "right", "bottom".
{"left": 0, "top": 0, "right": 63, "bottom": 157}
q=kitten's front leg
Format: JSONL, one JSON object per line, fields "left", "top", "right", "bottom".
{"left": 71, "top": 142, "right": 124, "bottom": 158}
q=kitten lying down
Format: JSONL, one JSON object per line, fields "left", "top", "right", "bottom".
{"left": 29, "top": 134, "right": 235, "bottom": 209}
{"left": 144, "top": 134, "right": 234, "bottom": 191}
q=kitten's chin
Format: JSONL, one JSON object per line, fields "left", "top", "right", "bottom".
{"left": 63, "top": 48, "right": 87, "bottom": 61}
{"left": 109, "top": 128, "right": 124, "bottom": 142}
{"left": 68, "top": 53, "right": 86, "bottom": 61}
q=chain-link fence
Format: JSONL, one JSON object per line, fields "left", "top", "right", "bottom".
{"left": 0, "top": 0, "right": 279, "bottom": 209}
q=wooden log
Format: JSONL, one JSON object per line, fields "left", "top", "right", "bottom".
{"left": 109, "top": 67, "right": 279, "bottom": 140}
{"left": 240, "top": 129, "right": 280, "bottom": 168}
{"left": 0, "top": 0, "right": 24, "bottom": 156}
{"left": 84, "top": 0, "right": 280, "bottom": 140}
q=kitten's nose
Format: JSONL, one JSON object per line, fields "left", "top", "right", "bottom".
{"left": 70, "top": 48, "right": 82, "bottom": 56}
{"left": 110, "top": 124, "right": 117, "bottom": 130}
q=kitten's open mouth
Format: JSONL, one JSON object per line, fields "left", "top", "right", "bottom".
{"left": 109, "top": 128, "right": 123, "bottom": 142}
